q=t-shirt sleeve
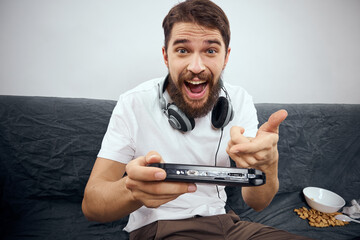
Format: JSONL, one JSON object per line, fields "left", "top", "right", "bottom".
{"left": 242, "top": 95, "right": 258, "bottom": 138}
{"left": 231, "top": 87, "right": 259, "bottom": 138}
{"left": 97, "top": 95, "right": 136, "bottom": 164}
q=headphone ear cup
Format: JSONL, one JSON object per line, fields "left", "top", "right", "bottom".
{"left": 211, "top": 96, "right": 233, "bottom": 129}
{"left": 167, "top": 104, "right": 195, "bottom": 132}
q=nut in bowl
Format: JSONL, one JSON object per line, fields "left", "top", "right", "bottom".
{"left": 303, "top": 187, "right": 345, "bottom": 213}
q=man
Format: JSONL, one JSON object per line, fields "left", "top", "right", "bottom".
{"left": 82, "top": 0, "right": 310, "bottom": 239}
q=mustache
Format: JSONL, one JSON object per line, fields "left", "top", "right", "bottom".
{"left": 179, "top": 70, "right": 213, "bottom": 83}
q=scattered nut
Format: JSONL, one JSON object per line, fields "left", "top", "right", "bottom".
{"left": 294, "top": 207, "right": 349, "bottom": 228}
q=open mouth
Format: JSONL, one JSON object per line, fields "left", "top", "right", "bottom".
{"left": 184, "top": 80, "right": 208, "bottom": 99}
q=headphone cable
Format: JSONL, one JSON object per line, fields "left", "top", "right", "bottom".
{"left": 215, "top": 127, "right": 224, "bottom": 199}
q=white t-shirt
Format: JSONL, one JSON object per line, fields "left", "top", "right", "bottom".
{"left": 98, "top": 77, "right": 259, "bottom": 232}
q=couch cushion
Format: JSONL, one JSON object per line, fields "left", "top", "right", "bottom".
{"left": 0, "top": 96, "right": 130, "bottom": 239}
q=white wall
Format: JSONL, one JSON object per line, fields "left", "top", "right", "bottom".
{"left": 0, "top": 0, "right": 359, "bottom": 103}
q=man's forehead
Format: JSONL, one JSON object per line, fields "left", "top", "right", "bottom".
{"left": 169, "top": 22, "right": 223, "bottom": 45}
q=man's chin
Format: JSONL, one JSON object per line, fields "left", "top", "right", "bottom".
{"left": 183, "top": 99, "right": 212, "bottom": 119}
{"left": 185, "top": 98, "right": 206, "bottom": 108}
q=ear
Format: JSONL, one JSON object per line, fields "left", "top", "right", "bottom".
{"left": 162, "top": 46, "right": 169, "bottom": 68}
{"left": 223, "top": 47, "right": 231, "bottom": 70}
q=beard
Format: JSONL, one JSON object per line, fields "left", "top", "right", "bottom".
{"left": 167, "top": 70, "right": 222, "bottom": 119}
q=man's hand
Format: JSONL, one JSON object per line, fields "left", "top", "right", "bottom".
{"left": 226, "top": 110, "right": 288, "bottom": 211}
{"left": 125, "top": 151, "right": 197, "bottom": 208}
{"left": 226, "top": 110, "right": 288, "bottom": 173}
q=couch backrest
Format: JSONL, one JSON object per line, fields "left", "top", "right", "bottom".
{"left": 256, "top": 103, "right": 360, "bottom": 200}
{"left": 1, "top": 96, "right": 359, "bottom": 210}
{"left": 0, "top": 96, "right": 116, "bottom": 203}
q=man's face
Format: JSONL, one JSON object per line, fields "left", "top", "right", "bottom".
{"left": 162, "top": 22, "right": 230, "bottom": 118}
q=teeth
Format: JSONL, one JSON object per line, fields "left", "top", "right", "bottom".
{"left": 186, "top": 80, "right": 206, "bottom": 85}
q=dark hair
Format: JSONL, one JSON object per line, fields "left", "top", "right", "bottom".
{"left": 162, "top": 0, "right": 230, "bottom": 52}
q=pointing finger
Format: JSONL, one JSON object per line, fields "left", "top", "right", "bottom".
{"left": 259, "top": 109, "right": 288, "bottom": 134}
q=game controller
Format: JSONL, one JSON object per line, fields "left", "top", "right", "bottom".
{"left": 147, "top": 163, "right": 266, "bottom": 186}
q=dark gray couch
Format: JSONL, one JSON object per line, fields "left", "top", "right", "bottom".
{"left": 1, "top": 95, "right": 359, "bottom": 240}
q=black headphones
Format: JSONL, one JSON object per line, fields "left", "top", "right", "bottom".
{"left": 158, "top": 76, "right": 234, "bottom": 132}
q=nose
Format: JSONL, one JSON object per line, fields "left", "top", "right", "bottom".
{"left": 187, "top": 53, "right": 206, "bottom": 74}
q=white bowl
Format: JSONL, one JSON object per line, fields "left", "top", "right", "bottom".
{"left": 303, "top": 187, "right": 345, "bottom": 213}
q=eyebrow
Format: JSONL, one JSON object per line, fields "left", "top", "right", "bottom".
{"left": 173, "top": 39, "right": 189, "bottom": 46}
{"left": 206, "top": 39, "right": 222, "bottom": 46}
{"left": 172, "top": 39, "right": 222, "bottom": 46}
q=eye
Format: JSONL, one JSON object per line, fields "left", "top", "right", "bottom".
{"left": 207, "top": 49, "right": 217, "bottom": 54}
{"left": 177, "top": 48, "right": 188, "bottom": 54}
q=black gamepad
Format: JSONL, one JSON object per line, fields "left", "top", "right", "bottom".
{"left": 147, "top": 163, "right": 266, "bottom": 186}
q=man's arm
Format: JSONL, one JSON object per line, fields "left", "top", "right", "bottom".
{"left": 81, "top": 157, "right": 141, "bottom": 222}
{"left": 82, "top": 152, "right": 196, "bottom": 222}
{"left": 241, "top": 161, "right": 279, "bottom": 211}
{"left": 227, "top": 110, "right": 288, "bottom": 211}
